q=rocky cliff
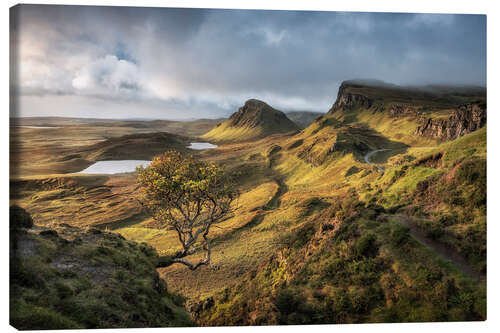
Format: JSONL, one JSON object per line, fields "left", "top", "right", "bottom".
{"left": 414, "top": 103, "right": 486, "bottom": 141}
{"left": 328, "top": 82, "right": 373, "bottom": 113}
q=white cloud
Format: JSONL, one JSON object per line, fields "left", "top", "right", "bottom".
{"left": 72, "top": 55, "right": 143, "bottom": 98}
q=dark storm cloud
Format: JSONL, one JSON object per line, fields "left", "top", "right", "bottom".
{"left": 11, "top": 5, "right": 486, "bottom": 118}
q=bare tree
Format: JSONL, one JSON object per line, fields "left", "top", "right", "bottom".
{"left": 137, "top": 151, "right": 236, "bottom": 270}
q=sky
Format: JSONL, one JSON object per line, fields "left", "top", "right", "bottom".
{"left": 10, "top": 5, "right": 486, "bottom": 120}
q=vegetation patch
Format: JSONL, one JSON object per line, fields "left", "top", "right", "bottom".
{"left": 10, "top": 214, "right": 193, "bottom": 330}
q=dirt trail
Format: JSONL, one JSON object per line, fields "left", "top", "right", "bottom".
{"left": 363, "top": 149, "right": 390, "bottom": 172}
{"left": 264, "top": 178, "right": 287, "bottom": 210}
{"left": 395, "top": 214, "right": 484, "bottom": 282}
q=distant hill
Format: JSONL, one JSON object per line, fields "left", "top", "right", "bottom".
{"left": 10, "top": 117, "right": 225, "bottom": 137}
{"left": 285, "top": 111, "right": 324, "bottom": 128}
{"left": 202, "top": 99, "right": 299, "bottom": 142}
{"left": 77, "top": 132, "right": 190, "bottom": 161}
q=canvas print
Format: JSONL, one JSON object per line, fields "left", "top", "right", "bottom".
{"left": 9, "top": 4, "right": 486, "bottom": 329}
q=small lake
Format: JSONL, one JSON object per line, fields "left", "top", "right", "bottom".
{"left": 78, "top": 160, "right": 151, "bottom": 174}
{"left": 188, "top": 142, "right": 218, "bottom": 150}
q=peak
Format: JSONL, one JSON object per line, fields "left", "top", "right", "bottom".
{"left": 229, "top": 99, "right": 288, "bottom": 126}
{"left": 202, "top": 99, "right": 299, "bottom": 142}
{"left": 244, "top": 99, "right": 268, "bottom": 106}
{"left": 241, "top": 99, "right": 278, "bottom": 113}
{"left": 237, "top": 99, "right": 282, "bottom": 117}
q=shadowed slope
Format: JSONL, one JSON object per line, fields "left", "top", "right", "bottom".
{"left": 10, "top": 220, "right": 193, "bottom": 329}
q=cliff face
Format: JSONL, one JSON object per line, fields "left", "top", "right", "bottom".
{"left": 328, "top": 83, "right": 373, "bottom": 113}
{"left": 388, "top": 104, "right": 421, "bottom": 117}
{"left": 414, "top": 103, "right": 486, "bottom": 141}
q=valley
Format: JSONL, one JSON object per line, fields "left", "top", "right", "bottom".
{"left": 10, "top": 80, "right": 487, "bottom": 327}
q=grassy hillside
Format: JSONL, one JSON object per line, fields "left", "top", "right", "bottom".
{"left": 199, "top": 197, "right": 485, "bottom": 325}
{"left": 194, "top": 126, "right": 486, "bottom": 325}
{"left": 10, "top": 214, "right": 193, "bottom": 330}
{"left": 202, "top": 99, "right": 299, "bottom": 143}
{"left": 77, "top": 132, "right": 190, "bottom": 161}
{"left": 10, "top": 174, "right": 146, "bottom": 229}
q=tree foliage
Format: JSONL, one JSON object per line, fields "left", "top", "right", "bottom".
{"left": 137, "top": 151, "right": 237, "bottom": 270}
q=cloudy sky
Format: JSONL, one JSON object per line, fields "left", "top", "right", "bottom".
{"left": 10, "top": 5, "right": 486, "bottom": 119}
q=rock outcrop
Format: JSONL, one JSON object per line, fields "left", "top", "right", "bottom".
{"left": 414, "top": 103, "right": 486, "bottom": 141}
{"left": 388, "top": 104, "right": 422, "bottom": 117}
{"left": 329, "top": 82, "right": 373, "bottom": 113}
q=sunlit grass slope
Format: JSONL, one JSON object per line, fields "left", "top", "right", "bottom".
{"left": 202, "top": 121, "right": 265, "bottom": 142}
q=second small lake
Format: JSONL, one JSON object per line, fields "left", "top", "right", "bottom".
{"left": 78, "top": 160, "right": 151, "bottom": 174}
{"left": 188, "top": 142, "right": 218, "bottom": 150}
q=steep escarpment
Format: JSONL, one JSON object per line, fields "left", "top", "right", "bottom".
{"left": 414, "top": 103, "right": 486, "bottom": 141}
{"left": 329, "top": 80, "right": 485, "bottom": 115}
{"left": 202, "top": 99, "right": 299, "bottom": 142}
{"left": 10, "top": 209, "right": 193, "bottom": 330}
{"left": 310, "top": 80, "right": 487, "bottom": 146}
{"left": 328, "top": 81, "right": 375, "bottom": 113}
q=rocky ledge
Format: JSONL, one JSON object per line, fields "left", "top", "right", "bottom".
{"left": 414, "top": 103, "right": 486, "bottom": 141}
{"left": 329, "top": 82, "right": 373, "bottom": 113}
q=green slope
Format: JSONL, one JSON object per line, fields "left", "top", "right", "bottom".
{"left": 10, "top": 218, "right": 193, "bottom": 330}
{"left": 197, "top": 127, "right": 486, "bottom": 326}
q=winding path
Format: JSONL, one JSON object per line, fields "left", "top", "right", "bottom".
{"left": 364, "top": 149, "right": 390, "bottom": 172}
{"left": 264, "top": 178, "right": 287, "bottom": 210}
{"left": 363, "top": 149, "right": 483, "bottom": 280}
{"left": 396, "top": 215, "right": 484, "bottom": 282}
